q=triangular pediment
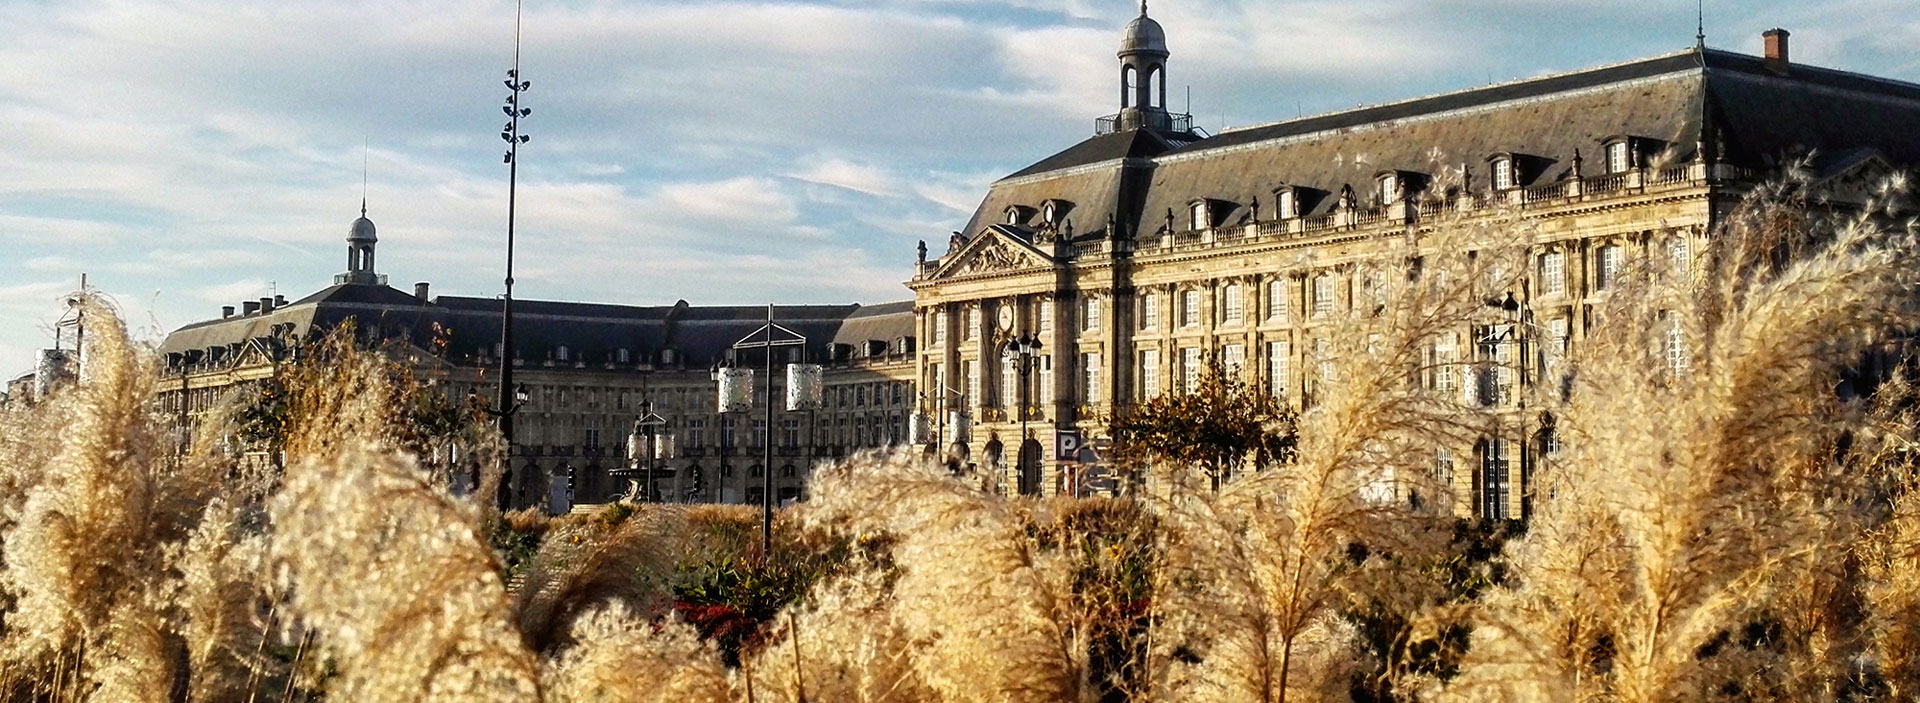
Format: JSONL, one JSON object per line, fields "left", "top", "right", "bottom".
{"left": 1813, "top": 150, "right": 1897, "bottom": 203}
{"left": 929, "top": 226, "right": 1057, "bottom": 280}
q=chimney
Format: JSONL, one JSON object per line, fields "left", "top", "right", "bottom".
{"left": 1763, "top": 28, "right": 1790, "bottom": 72}
{"left": 274, "top": 294, "right": 287, "bottom": 307}
{"left": 415, "top": 281, "right": 431, "bottom": 302}
{"left": 259, "top": 297, "right": 274, "bottom": 314}
{"left": 221, "top": 305, "right": 235, "bottom": 318}
{"left": 242, "top": 301, "right": 261, "bottom": 315}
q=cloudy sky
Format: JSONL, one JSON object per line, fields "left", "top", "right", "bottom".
{"left": 3, "top": 0, "right": 1916, "bottom": 376}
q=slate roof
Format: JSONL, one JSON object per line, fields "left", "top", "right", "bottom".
{"left": 832, "top": 300, "right": 915, "bottom": 349}
{"left": 162, "top": 288, "right": 912, "bottom": 373}
{"left": 961, "top": 45, "right": 1920, "bottom": 245}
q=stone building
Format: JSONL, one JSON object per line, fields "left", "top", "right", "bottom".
{"left": 157, "top": 207, "right": 915, "bottom": 511}
{"left": 909, "top": 10, "right": 1920, "bottom": 516}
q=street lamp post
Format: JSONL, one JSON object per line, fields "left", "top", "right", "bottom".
{"left": 490, "top": 0, "right": 533, "bottom": 509}
{"left": 1000, "top": 334, "right": 1044, "bottom": 494}
{"left": 474, "top": 383, "right": 530, "bottom": 504}
{"left": 625, "top": 401, "right": 668, "bottom": 503}
{"left": 725, "top": 305, "right": 810, "bottom": 554}
{"left": 921, "top": 385, "right": 968, "bottom": 467}
{"left": 1483, "top": 284, "right": 1534, "bottom": 520}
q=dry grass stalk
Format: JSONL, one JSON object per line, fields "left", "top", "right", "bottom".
{"left": 803, "top": 450, "right": 1087, "bottom": 703}
{"left": 541, "top": 602, "right": 734, "bottom": 703}
{"left": 267, "top": 441, "right": 539, "bottom": 701}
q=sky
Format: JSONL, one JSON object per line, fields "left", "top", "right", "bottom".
{"left": 3, "top": 0, "right": 1917, "bottom": 377}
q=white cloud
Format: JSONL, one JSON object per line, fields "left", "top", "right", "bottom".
{"left": 791, "top": 158, "right": 903, "bottom": 199}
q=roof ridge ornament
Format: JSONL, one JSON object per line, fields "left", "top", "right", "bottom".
{"left": 1140, "top": 0, "right": 1147, "bottom": 17}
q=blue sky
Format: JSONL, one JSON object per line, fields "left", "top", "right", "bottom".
{"left": 3, "top": 0, "right": 1917, "bottom": 376}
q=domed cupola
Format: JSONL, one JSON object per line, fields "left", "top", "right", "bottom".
{"left": 348, "top": 204, "right": 377, "bottom": 244}
{"left": 335, "top": 199, "right": 387, "bottom": 285}
{"left": 1119, "top": 4, "right": 1168, "bottom": 59}
{"left": 1110, "top": 1, "right": 1181, "bottom": 133}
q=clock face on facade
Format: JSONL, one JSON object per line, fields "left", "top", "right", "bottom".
{"left": 998, "top": 305, "right": 1015, "bottom": 332}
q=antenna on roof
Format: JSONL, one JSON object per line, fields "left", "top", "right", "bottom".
{"left": 361, "top": 136, "right": 369, "bottom": 217}
{"left": 1184, "top": 84, "right": 1191, "bottom": 115}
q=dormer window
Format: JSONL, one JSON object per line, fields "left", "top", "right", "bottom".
{"left": 1492, "top": 157, "right": 1515, "bottom": 190}
{"left": 1041, "top": 201, "right": 1056, "bottom": 224}
{"left": 617, "top": 347, "right": 631, "bottom": 364}
{"left": 1604, "top": 138, "right": 1633, "bottom": 174}
{"left": 1006, "top": 206, "right": 1021, "bottom": 225}
{"left": 1276, "top": 188, "right": 1297, "bottom": 219}
{"left": 1189, "top": 200, "right": 1208, "bottom": 231}
{"left": 1377, "top": 173, "right": 1399, "bottom": 205}
{"left": 556, "top": 345, "right": 570, "bottom": 362}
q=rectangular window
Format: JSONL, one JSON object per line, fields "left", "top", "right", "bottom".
{"left": 1141, "top": 293, "right": 1161, "bottom": 330}
{"left": 781, "top": 419, "right": 799, "bottom": 447}
{"left": 688, "top": 419, "right": 706, "bottom": 448}
{"left": 1666, "top": 317, "right": 1689, "bottom": 375}
{"left": 1378, "top": 174, "right": 1398, "bottom": 205}
{"left": 1040, "top": 355, "right": 1053, "bottom": 407}
{"left": 1266, "top": 279, "right": 1289, "bottom": 323}
{"left": 1436, "top": 449, "right": 1454, "bottom": 488}
{"left": 965, "top": 359, "right": 980, "bottom": 409}
{"left": 1492, "top": 158, "right": 1514, "bottom": 190}
{"left": 1001, "top": 363, "right": 1017, "bottom": 411}
{"left": 1278, "top": 190, "right": 1296, "bottom": 219}
{"left": 1482, "top": 439, "right": 1510, "bottom": 520}
{"left": 1181, "top": 347, "right": 1202, "bottom": 394}
{"left": 1140, "top": 349, "right": 1161, "bottom": 398}
{"left": 1222, "top": 343, "right": 1245, "bottom": 376}
{"left": 965, "top": 307, "right": 980, "bottom": 340}
{"left": 1083, "top": 298, "right": 1101, "bottom": 333}
{"left": 1267, "top": 341, "right": 1289, "bottom": 398}
{"left": 722, "top": 418, "right": 737, "bottom": 448}
{"left": 1222, "top": 284, "right": 1243, "bottom": 325}
{"left": 1669, "top": 235, "right": 1692, "bottom": 280}
{"left": 1190, "top": 201, "right": 1207, "bottom": 231}
{"left": 1432, "top": 339, "right": 1456, "bottom": 393}
{"left": 1597, "top": 245, "right": 1623, "bottom": 290}
{"left": 752, "top": 419, "right": 767, "bottom": 447}
{"left": 934, "top": 311, "right": 947, "bottom": 347}
{"left": 1039, "top": 300, "right": 1053, "bottom": 333}
{"left": 1312, "top": 338, "right": 1332, "bottom": 387}
{"left": 583, "top": 428, "right": 600, "bottom": 450}
{"left": 1082, "top": 353, "right": 1102, "bottom": 405}
{"left": 1541, "top": 251, "right": 1565, "bottom": 295}
{"left": 1181, "top": 289, "right": 1201, "bottom": 327}
{"left": 1607, "top": 141, "right": 1631, "bottom": 174}
{"left": 1312, "top": 275, "right": 1334, "bottom": 317}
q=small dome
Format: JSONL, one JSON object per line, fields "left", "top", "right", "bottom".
{"left": 348, "top": 215, "right": 377, "bottom": 243}
{"left": 1119, "top": 12, "right": 1167, "bottom": 57}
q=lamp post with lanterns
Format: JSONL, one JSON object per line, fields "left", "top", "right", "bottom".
{"left": 722, "top": 305, "right": 814, "bottom": 554}
{"left": 623, "top": 401, "right": 670, "bottom": 502}
{"left": 488, "top": 0, "right": 533, "bottom": 508}
{"left": 1000, "top": 332, "right": 1044, "bottom": 494}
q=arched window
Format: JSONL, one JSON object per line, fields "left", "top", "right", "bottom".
{"left": 1147, "top": 65, "right": 1164, "bottom": 108}
{"left": 1122, "top": 65, "right": 1138, "bottom": 108}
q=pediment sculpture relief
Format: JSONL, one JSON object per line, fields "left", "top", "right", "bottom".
{"left": 960, "top": 239, "right": 1027, "bottom": 274}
